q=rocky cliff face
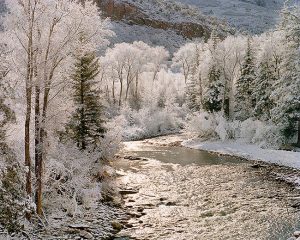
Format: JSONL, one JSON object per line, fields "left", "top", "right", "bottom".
{"left": 95, "top": 0, "right": 231, "bottom": 40}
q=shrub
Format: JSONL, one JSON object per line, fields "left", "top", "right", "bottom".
{"left": 187, "top": 111, "right": 284, "bottom": 148}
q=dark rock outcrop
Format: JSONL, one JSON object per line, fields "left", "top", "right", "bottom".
{"left": 95, "top": 0, "right": 230, "bottom": 40}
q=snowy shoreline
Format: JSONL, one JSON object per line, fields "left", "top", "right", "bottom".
{"left": 182, "top": 138, "right": 300, "bottom": 169}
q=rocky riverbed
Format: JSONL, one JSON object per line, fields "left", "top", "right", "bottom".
{"left": 0, "top": 202, "right": 127, "bottom": 240}
{"left": 113, "top": 135, "right": 300, "bottom": 240}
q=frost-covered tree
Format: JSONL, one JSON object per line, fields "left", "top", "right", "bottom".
{"left": 186, "top": 75, "right": 200, "bottom": 112}
{"left": 217, "top": 35, "right": 247, "bottom": 118}
{"left": 203, "top": 31, "right": 224, "bottom": 113}
{"left": 102, "top": 42, "right": 168, "bottom": 108}
{"left": 66, "top": 51, "right": 106, "bottom": 150}
{"left": 181, "top": 43, "right": 204, "bottom": 112}
{"left": 172, "top": 43, "right": 198, "bottom": 84}
{"left": 254, "top": 62, "right": 275, "bottom": 120}
{"left": 3, "top": 0, "right": 112, "bottom": 215}
{"left": 203, "top": 65, "right": 223, "bottom": 113}
{"left": 234, "top": 38, "right": 256, "bottom": 121}
{"left": 271, "top": 6, "right": 300, "bottom": 145}
{"left": 254, "top": 32, "right": 283, "bottom": 121}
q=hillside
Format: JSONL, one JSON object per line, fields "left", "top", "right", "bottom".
{"left": 96, "top": 0, "right": 234, "bottom": 52}
{"left": 0, "top": 0, "right": 286, "bottom": 50}
{"left": 96, "top": 0, "right": 286, "bottom": 50}
{"left": 177, "top": 0, "right": 284, "bottom": 33}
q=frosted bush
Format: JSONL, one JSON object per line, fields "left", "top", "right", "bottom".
{"left": 239, "top": 119, "right": 284, "bottom": 148}
{"left": 227, "top": 120, "right": 241, "bottom": 139}
{"left": 121, "top": 104, "right": 184, "bottom": 140}
{"left": 187, "top": 112, "right": 217, "bottom": 139}
{"left": 215, "top": 114, "right": 229, "bottom": 141}
{"left": 81, "top": 185, "right": 101, "bottom": 209}
{"left": 250, "top": 121, "right": 284, "bottom": 148}
{"left": 98, "top": 116, "right": 125, "bottom": 160}
{"left": 187, "top": 112, "right": 284, "bottom": 148}
{"left": 240, "top": 118, "right": 259, "bottom": 142}
{"left": 44, "top": 143, "right": 107, "bottom": 216}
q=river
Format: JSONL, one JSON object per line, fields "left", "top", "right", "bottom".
{"left": 113, "top": 135, "right": 300, "bottom": 240}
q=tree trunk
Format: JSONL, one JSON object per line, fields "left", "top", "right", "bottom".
{"left": 34, "top": 87, "right": 43, "bottom": 216}
{"left": 80, "top": 77, "right": 86, "bottom": 150}
{"left": 34, "top": 85, "right": 41, "bottom": 215}
{"left": 198, "top": 72, "right": 203, "bottom": 108}
{"left": 135, "top": 74, "right": 139, "bottom": 99}
{"left": 25, "top": 3, "right": 35, "bottom": 197}
{"left": 35, "top": 80, "right": 50, "bottom": 216}
{"left": 112, "top": 80, "right": 115, "bottom": 104}
{"left": 125, "top": 70, "right": 131, "bottom": 101}
{"left": 119, "top": 78, "right": 123, "bottom": 107}
{"left": 297, "top": 120, "right": 300, "bottom": 147}
{"left": 125, "top": 79, "right": 131, "bottom": 101}
{"left": 25, "top": 48, "right": 33, "bottom": 197}
{"left": 25, "top": 86, "right": 32, "bottom": 196}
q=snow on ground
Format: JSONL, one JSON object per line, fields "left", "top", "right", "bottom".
{"left": 182, "top": 138, "right": 300, "bottom": 169}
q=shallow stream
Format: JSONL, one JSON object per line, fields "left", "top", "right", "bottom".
{"left": 114, "top": 136, "right": 300, "bottom": 240}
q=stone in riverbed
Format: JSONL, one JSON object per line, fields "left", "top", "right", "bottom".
{"left": 127, "top": 212, "right": 143, "bottom": 218}
{"left": 294, "top": 231, "right": 300, "bottom": 237}
{"left": 137, "top": 207, "right": 144, "bottom": 212}
{"left": 159, "top": 197, "right": 168, "bottom": 201}
{"left": 165, "top": 201, "right": 177, "bottom": 206}
{"left": 111, "top": 221, "right": 123, "bottom": 231}
{"left": 119, "top": 189, "right": 139, "bottom": 195}
{"left": 125, "top": 223, "right": 134, "bottom": 228}
{"left": 124, "top": 156, "right": 142, "bottom": 160}
{"left": 68, "top": 224, "right": 90, "bottom": 230}
{"left": 79, "top": 230, "right": 93, "bottom": 239}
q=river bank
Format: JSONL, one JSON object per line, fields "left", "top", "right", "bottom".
{"left": 113, "top": 134, "right": 300, "bottom": 240}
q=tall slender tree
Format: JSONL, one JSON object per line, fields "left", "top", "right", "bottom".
{"left": 67, "top": 51, "right": 106, "bottom": 150}
{"left": 254, "top": 61, "right": 275, "bottom": 120}
{"left": 203, "top": 65, "right": 223, "bottom": 113}
{"left": 234, "top": 38, "right": 256, "bottom": 121}
{"left": 203, "top": 30, "right": 224, "bottom": 113}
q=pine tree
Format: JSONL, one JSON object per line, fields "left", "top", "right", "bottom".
{"left": 66, "top": 52, "right": 106, "bottom": 150}
{"left": 253, "top": 61, "right": 275, "bottom": 120}
{"left": 271, "top": 6, "right": 300, "bottom": 145}
{"left": 202, "top": 30, "right": 224, "bottom": 113}
{"left": 203, "top": 65, "right": 223, "bottom": 113}
{"left": 186, "top": 75, "right": 200, "bottom": 112}
{"left": 234, "top": 38, "right": 256, "bottom": 121}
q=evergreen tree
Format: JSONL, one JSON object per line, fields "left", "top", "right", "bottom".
{"left": 254, "top": 61, "right": 276, "bottom": 120}
{"left": 203, "top": 65, "right": 223, "bottom": 113}
{"left": 271, "top": 6, "right": 300, "bottom": 145}
{"left": 66, "top": 52, "right": 106, "bottom": 150}
{"left": 234, "top": 38, "right": 256, "bottom": 121}
{"left": 202, "top": 29, "right": 224, "bottom": 113}
{"left": 186, "top": 75, "right": 200, "bottom": 112}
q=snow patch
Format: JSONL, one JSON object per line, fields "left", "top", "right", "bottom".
{"left": 183, "top": 138, "right": 300, "bottom": 169}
